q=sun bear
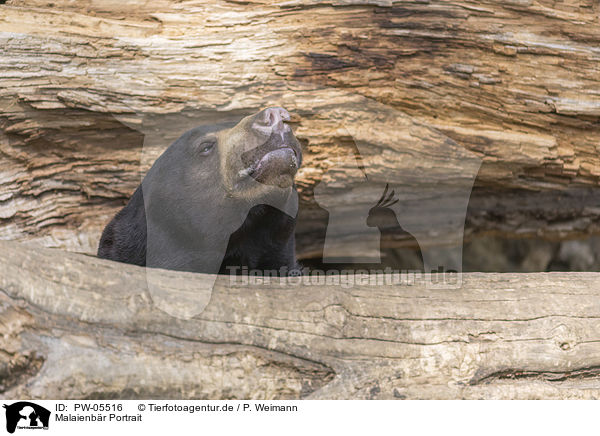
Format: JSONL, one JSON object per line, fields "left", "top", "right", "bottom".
{"left": 98, "top": 107, "right": 302, "bottom": 275}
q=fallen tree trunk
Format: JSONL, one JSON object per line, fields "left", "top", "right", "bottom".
{"left": 1, "top": 0, "right": 600, "bottom": 261}
{"left": 1, "top": 240, "right": 600, "bottom": 399}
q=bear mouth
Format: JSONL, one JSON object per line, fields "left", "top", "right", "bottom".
{"left": 239, "top": 137, "right": 301, "bottom": 185}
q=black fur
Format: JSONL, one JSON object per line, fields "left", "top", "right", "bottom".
{"left": 98, "top": 189, "right": 299, "bottom": 273}
{"left": 221, "top": 204, "right": 299, "bottom": 274}
{"left": 98, "top": 186, "right": 147, "bottom": 267}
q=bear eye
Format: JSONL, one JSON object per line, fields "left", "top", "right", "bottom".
{"left": 198, "top": 141, "right": 216, "bottom": 155}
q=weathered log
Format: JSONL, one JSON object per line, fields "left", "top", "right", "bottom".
{"left": 1, "top": 240, "right": 600, "bottom": 400}
{"left": 1, "top": 0, "right": 599, "bottom": 262}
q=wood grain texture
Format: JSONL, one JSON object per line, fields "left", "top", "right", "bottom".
{"left": 1, "top": 240, "right": 600, "bottom": 399}
{"left": 0, "top": 0, "right": 599, "bottom": 258}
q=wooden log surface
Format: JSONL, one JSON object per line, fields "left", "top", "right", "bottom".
{"left": 0, "top": 0, "right": 599, "bottom": 260}
{"left": 1, "top": 239, "right": 600, "bottom": 399}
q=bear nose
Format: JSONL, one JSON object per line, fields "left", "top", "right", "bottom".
{"left": 255, "top": 107, "right": 290, "bottom": 134}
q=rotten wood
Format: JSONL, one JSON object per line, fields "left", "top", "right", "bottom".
{"left": 0, "top": 0, "right": 599, "bottom": 261}
{"left": 1, "top": 240, "right": 600, "bottom": 399}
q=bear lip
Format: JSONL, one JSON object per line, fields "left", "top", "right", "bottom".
{"left": 238, "top": 144, "right": 299, "bottom": 180}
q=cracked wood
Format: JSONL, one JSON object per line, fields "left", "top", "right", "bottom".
{"left": 0, "top": 0, "right": 599, "bottom": 258}
{"left": 1, "top": 240, "right": 600, "bottom": 399}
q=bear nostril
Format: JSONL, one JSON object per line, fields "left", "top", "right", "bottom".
{"left": 252, "top": 107, "right": 292, "bottom": 137}
{"left": 261, "top": 107, "right": 290, "bottom": 128}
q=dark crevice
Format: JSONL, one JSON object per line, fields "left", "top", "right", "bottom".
{"left": 470, "top": 366, "right": 600, "bottom": 385}
{"left": 0, "top": 352, "right": 45, "bottom": 394}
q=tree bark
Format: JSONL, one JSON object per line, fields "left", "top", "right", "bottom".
{"left": 1, "top": 240, "right": 600, "bottom": 400}
{"left": 0, "top": 0, "right": 599, "bottom": 260}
